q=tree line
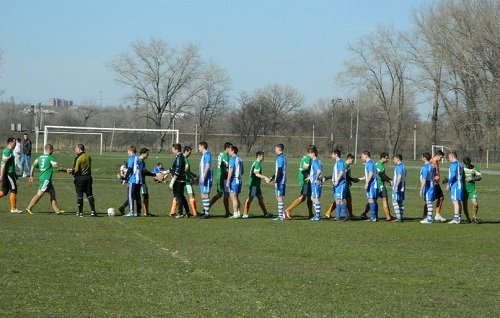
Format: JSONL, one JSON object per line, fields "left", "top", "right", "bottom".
{"left": 0, "top": 0, "right": 498, "bottom": 161}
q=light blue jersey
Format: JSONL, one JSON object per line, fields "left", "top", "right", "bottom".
{"left": 128, "top": 154, "right": 143, "bottom": 185}
{"left": 199, "top": 151, "right": 213, "bottom": 182}
{"left": 448, "top": 161, "right": 464, "bottom": 201}
{"left": 392, "top": 162, "right": 406, "bottom": 201}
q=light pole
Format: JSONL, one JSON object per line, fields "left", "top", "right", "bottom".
{"left": 346, "top": 98, "right": 355, "bottom": 153}
{"left": 330, "top": 98, "right": 342, "bottom": 152}
{"left": 413, "top": 122, "right": 417, "bottom": 161}
{"left": 354, "top": 98, "right": 360, "bottom": 164}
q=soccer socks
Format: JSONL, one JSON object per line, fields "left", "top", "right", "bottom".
{"left": 369, "top": 202, "right": 377, "bottom": 220}
{"left": 393, "top": 202, "right": 402, "bottom": 220}
{"left": 189, "top": 198, "right": 198, "bottom": 216}
{"left": 202, "top": 198, "right": 210, "bottom": 216}
{"left": 335, "top": 203, "right": 341, "bottom": 220}
{"left": 341, "top": 203, "right": 348, "bottom": 220}
{"left": 278, "top": 201, "right": 284, "bottom": 219}
{"left": 286, "top": 196, "right": 304, "bottom": 213}
{"left": 426, "top": 203, "right": 433, "bottom": 220}
{"left": 325, "top": 201, "right": 335, "bottom": 218}
{"left": 314, "top": 202, "right": 321, "bottom": 217}
{"left": 454, "top": 212, "right": 461, "bottom": 221}
{"left": 9, "top": 193, "right": 17, "bottom": 210}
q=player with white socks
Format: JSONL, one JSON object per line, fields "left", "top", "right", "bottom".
{"left": 273, "top": 144, "right": 287, "bottom": 221}
{"left": 309, "top": 148, "right": 322, "bottom": 221}
{"left": 446, "top": 152, "right": 464, "bottom": 224}
{"left": 420, "top": 152, "right": 436, "bottom": 224}
{"left": 391, "top": 154, "right": 406, "bottom": 222}
{"left": 198, "top": 142, "right": 213, "bottom": 219}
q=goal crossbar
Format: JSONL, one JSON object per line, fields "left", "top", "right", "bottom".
{"left": 42, "top": 125, "right": 179, "bottom": 154}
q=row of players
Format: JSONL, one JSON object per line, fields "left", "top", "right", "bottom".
{"left": 1, "top": 136, "right": 481, "bottom": 223}
{"left": 116, "top": 141, "right": 481, "bottom": 223}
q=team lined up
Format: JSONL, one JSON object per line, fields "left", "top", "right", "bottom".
{"left": 1, "top": 136, "right": 481, "bottom": 223}
{"left": 115, "top": 141, "right": 481, "bottom": 223}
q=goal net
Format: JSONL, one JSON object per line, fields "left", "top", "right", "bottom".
{"left": 38, "top": 125, "right": 179, "bottom": 155}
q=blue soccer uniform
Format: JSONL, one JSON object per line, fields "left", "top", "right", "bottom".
{"left": 392, "top": 162, "right": 406, "bottom": 221}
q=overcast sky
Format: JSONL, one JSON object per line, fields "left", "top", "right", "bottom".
{"left": 0, "top": 0, "right": 432, "bottom": 107}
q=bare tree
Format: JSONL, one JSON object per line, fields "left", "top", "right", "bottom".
{"left": 109, "top": 38, "right": 205, "bottom": 151}
{"left": 78, "top": 104, "right": 99, "bottom": 127}
{"left": 190, "top": 61, "right": 230, "bottom": 141}
{"left": 231, "top": 92, "right": 268, "bottom": 153}
{"left": 413, "top": 0, "right": 500, "bottom": 156}
{"left": 341, "top": 26, "right": 413, "bottom": 154}
{"left": 255, "top": 84, "right": 303, "bottom": 135}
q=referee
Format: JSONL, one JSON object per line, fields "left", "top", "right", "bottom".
{"left": 68, "top": 144, "right": 97, "bottom": 217}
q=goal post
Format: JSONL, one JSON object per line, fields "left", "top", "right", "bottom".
{"left": 42, "top": 125, "right": 179, "bottom": 154}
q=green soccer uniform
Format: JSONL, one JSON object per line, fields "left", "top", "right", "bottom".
{"left": 248, "top": 160, "right": 263, "bottom": 197}
{"left": 35, "top": 154, "right": 57, "bottom": 191}
{"left": 2, "top": 148, "right": 16, "bottom": 174}
{"left": 375, "top": 161, "right": 387, "bottom": 191}
{"left": 216, "top": 151, "right": 229, "bottom": 193}
{"left": 463, "top": 164, "right": 480, "bottom": 200}
{"left": 298, "top": 155, "right": 312, "bottom": 187}
{"left": 248, "top": 160, "right": 262, "bottom": 187}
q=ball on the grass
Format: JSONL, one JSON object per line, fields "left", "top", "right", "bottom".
{"left": 107, "top": 207, "right": 116, "bottom": 216}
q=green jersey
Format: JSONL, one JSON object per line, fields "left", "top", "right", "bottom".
{"left": 2, "top": 147, "right": 16, "bottom": 174}
{"left": 463, "top": 164, "right": 480, "bottom": 192}
{"left": 35, "top": 154, "right": 57, "bottom": 182}
{"left": 375, "top": 161, "right": 386, "bottom": 190}
{"left": 298, "top": 155, "right": 312, "bottom": 187}
{"left": 216, "top": 151, "right": 229, "bottom": 180}
{"left": 248, "top": 160, "right": 263, "bottom": 187}
{"left": 184, "top": 156, "right": 192, "bottom": 183}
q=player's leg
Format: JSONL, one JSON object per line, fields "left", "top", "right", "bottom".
{"left": 448, "top": 186, "right": 462, "bottom": 224}
{"left": 471, "top": 197, "right": 479, "bottom": 223}
{"left": 433, "top": 185, "right": 446, "bottom": 221}
{"left": 274, "top": 185, "right": 286, "bottom": 221}
{"left": 325, "top": 200, "right": 335, "bottom": 219}
{"left": 310, "top": 184, "right": 321, "bottom": 221}
{"left": 367, "top": 185, "right": 378, "bottom": 221}
{"left": 285, "top": 183, "right": 308, "bottom": 218}
{"left": 380, "top": 188, "right": 393, "bottom": 220}
{"left": 6, "top": 174, "right": 21, "bottom": 213}
{"left": 185, "top": 183, "right": 198, "bottom": 216}
{"left": 257, "top": 193, "right": 269, "bottom": 216}
{"left": 243, "top": 186, "right": 255, "bottom": 217}
{"left": 47, "top": 187, "right": 63, "bottom": 214}
{"left": 85, "top": 177, "right": 97, "bottom": 216}
{"left": 200, "top": 181, "right": 211, "bottom": 218}
{"left": 75, "top": 177, "right": 85, "bottom": 217}
{"left": 26, "top": 190, "right": 45, "bottom": 212}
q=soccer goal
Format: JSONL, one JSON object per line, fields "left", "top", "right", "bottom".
{"left": 39, "top": 125, "right": 179, "bottom": 154}
{"left": 432, "top": 145, "right": 453, "bottom": 162}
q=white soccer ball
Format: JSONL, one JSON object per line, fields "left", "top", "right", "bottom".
{"left": 107, "top": 207, "right": 116, "bottom": 216}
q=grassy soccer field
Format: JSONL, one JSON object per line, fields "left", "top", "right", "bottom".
{"left": 1, "top": 151, "right": 499, "bottom": 317}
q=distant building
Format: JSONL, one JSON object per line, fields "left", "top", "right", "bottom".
{"left": 48, "top": 98, "right": 73, "bottom": 107}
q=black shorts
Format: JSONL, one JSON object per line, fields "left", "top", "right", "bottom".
{"left": 300, "top": 182, "right": 311, "bottom": 197}
{"left": 434, "top": 184, "right": 444, "bottom": 199}
{"left": 74, "top": 175, "right": 93, "bottom": 196}
{"left": 1, "top": 173, "right": 17, "bottom": 195}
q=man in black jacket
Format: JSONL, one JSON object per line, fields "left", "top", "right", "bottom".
{"left": 19, "top": 133, "right": 32, "bottom": 177}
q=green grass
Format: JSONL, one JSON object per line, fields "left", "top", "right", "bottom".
{"left": 1, "top": 152, "right": 500, "bottom": 317}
